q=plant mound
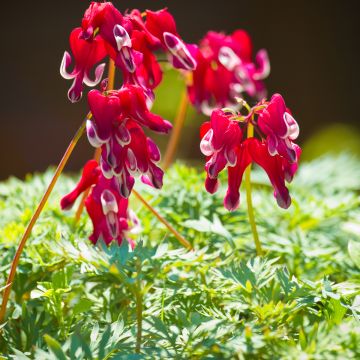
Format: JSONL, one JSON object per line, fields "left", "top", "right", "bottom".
{"left": 0, "top": 155, "right": 359, "bottom": 359}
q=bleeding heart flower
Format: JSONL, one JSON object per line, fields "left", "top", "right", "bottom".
{"left": 60, "top": 160, "right": 101, "bottom": 210}
{"left": 61, "top": 160, "right": 140, "bottom": 246}
{"left": 189, "top": 30, "right": 270, "bottom": 115}
{"left": 223, "top": 141, "right": 252, "bottom": 211}
{"left": 86, "top": 86, "right": 168, "bottom": 195}
{"left": 80, "top": 2, "right": 142, "bottom": 79}
{"left": 61, "top": 3, "right": 197, "bottom": 105}
{"left": 257, "top": 93, "right": 300, "bottom": 163}
{"left": 87, "top": 86, "right": 172, "bottom": 143}
{"left": 81, "top": 2, "right": 128, "bottom": 46}
{"left": 98, "top": 120, "right": 164, "bottom": 195}
{"left": 247, "top": 138, "right": 291, "bottom": 209}
{"left": 145, "top": 9, "right": 197, "bottom": 71}
{"left": 200, "top": 109, "right": 249, "bottom": 210}
{"left": 200, "top": 109, "right": 243, "bottom": 180}
{"left": 60, "top": 27, "right": 107, "bottom": 102}
{"left": 200, "top": 95, "right": 301, "bottom": 210}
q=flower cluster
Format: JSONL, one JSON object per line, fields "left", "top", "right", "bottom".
{"left": 86, "top": 86, "right": 171, "bottom": 197}
{"left": 61, "top": 2, "right": 196, "bottom": 103}
{"left": 188, "top": 30, "right": 270, "bottom": 115}
{"left": 61, "top": 160, "right": 140, "bottom": 247}
{"left": 200, "top": 94, "right": 301, "bottom": 210}
{"left": 60, "top": 2, "right": 196, "bottom": 246}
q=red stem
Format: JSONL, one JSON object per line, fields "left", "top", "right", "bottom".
{"left": 0, "top": 120, "right": 86, "bottom": 323}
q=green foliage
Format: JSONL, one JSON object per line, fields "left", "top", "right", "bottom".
{"left": 0, "top": 155, "right": 360, "bottom": 359}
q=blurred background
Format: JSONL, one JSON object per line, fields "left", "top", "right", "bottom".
{"left": 0, "top": 0, "right": 359, "bottom": 180}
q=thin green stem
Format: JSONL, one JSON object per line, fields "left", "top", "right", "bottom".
{"left": 241, "top": 99, "right": 251, "bottom": 113}
{"left": 132, "top": 189, "right": 192, "bottom": 250}
{"left": 162, "top": 90, "right": 189, "bottom": 170}
{"left": 135, "top": 258, "right": 143, "bottom": 354}
{"left": 0, "top": 120, "right": 86, "bottom": 324}
{"left": 244, "top": 123, "right": 263, "bottom": 256}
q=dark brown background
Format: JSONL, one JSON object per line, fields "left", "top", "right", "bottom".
{"left": 1, "top": 0, "right": 359, "bottom": 179}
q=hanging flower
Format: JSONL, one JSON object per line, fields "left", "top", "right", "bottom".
{"left": 129, "top": 29, "right": 163, "bottom": 90}
{"left": 82, "top": 2, "right": 140, "bottom": 75}
{"left": 218, "top": 34, "right": 269, "bottom": 99}
{"left": 97, "top": 120, "right": 164, "bottom": 197}
{"left": 60, "top": 2, "right": 196, "bottom": 248}
{"left": 200, "top": 109, "right": 243, "bottom": 188}
{"left": 121, "top": 8, "right": 197, "bottom": 102}
{"left": 189, "top": 30, "right": 270, "bottom": 115}
{"left": 85, "top": 86, "right": 169, "bottom": 196}
{"left": 81, "top": 2, "right": 129, "bottom": 45}
{"left": 86, "top": 86, "right": 172, "bottom": 144}
{"left": 257, "top": 94, "right": 299, "bottom": 163}
{"left": 61, "top": 160, "right": 140, "bottom": 246}
{"left": 61, "top": 3, "right": 197, "bottom": 105}
{"left": 200, "top": 95, "right": 301, "bottom": 210}
{"left": 247, "top": 138, "right": 291, "bottom": 209}
{"left": 60, "top": 27, "right": 107, "bottom": 102}
{"left": 145, "top": 9, "right": 197, "bottom": 71}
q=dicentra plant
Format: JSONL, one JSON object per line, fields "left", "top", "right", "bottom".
{"left": 0, "top": 2, "right": 313, "bottom": 357}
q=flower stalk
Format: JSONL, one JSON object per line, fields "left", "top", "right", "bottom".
{"left": 72, "top": 59, "right": 191, "bottom": 251}
{"left": 74, "top": 59, "right": 115, "bottom": 223}
{"left": 135, "top": 258, "right": 143, "bottom": 354}
{"left": 0, "top": 120, "right": 86, "bottom": 323}
{"left": 162, "top": 90, "right": 189, "bottom": 170}
{"left": 132, "top": 189, "right": 192, "bottom": 250}
{"left": 244, "top": 122, "right": 263, "bottom": 256}
{"left": 106, "top": 59, "right": 116, "bottom": 91}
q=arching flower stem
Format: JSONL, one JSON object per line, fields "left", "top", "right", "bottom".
{"left": 132, "top": 189, "right": 192, "bottom": 250}
{"left": 106, "top": 59, "right": 116, "bottom": 92}
{"left": 162, "top": 89, "right": 189, "bottom": 170}
{"left": 0, "top": 120, "right": 87, "bottom": 324}
{"left": 244, "top": 122, "right": 263, "bottom": 256}
{"left": 135, "top": 258, "right": 143, "bottom": 353}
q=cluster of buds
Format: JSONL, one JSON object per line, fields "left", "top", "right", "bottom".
{"left": 200, "top": 94, "right": 301, "bottom": 210}
{"left": 60, "top": 2, "right": 197, "bottom": 246}
{"left": 188, "top": 30, "right": 270, "bottom": 115}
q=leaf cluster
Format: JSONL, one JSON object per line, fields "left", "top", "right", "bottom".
{"left": 0, "top": 154, "right": 359, "bottom": 359}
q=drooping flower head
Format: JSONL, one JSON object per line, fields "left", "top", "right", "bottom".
{"left": 189, "top": 30, "right": 270, "bottom": 115}
{"left": 60, "top": 27, "right": 107, "bottom": 102}
{"left": 60, "top": 2, "right": 197, "bottom": 103}
{"left": 200, "top": 109, "right": 243, "bottom": 192}
{"left": 144, "top": 9, "right": 197, "bottom": 71}
{"left": 257, "top": 94, "right": 299, "bottom": 163}
{"left": 61, "top": 160, "right": 140, "bottom": 246}
{"left": 200, "top": 94, "right": 300, "bottom": 210}
{"left": 86, "top": 85, "right": 170, "bottom": 197}
{"left": 60, "top": 3, "right": 197, "bottom": 249}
